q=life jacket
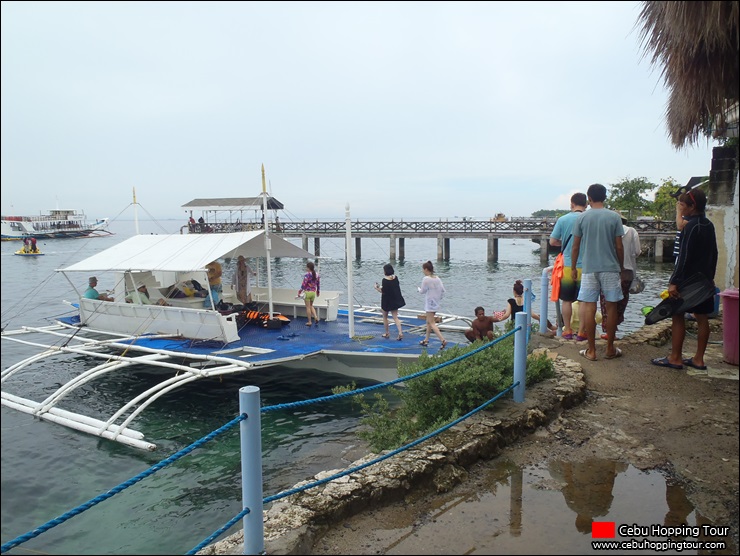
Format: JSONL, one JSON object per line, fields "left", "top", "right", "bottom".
{"left": 238, "top": 310, "right": 291, "bottom": 327}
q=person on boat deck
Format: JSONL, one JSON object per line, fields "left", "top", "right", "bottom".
{"left": 464, "top": 306, "right": 501, "bottom": 343}
{"left": 374, "top": 263, "right": 406, "bottom": 340}
{"left": 83, "top": 276, "right": 114, "bottom": 302}
{"left": 206, "top": 260, "right": 223, "bottom": 305}
{"left": 418, "top": 260, "right": 447, "bottom": 348}
{"left": 298, "top": 261, "right": 320, "bottom": 326}
{"left": 232, "top": 255, "right": 256, "bottom": 304}
{"left": 126, "top": 284, "right": 169, "bottom": 306}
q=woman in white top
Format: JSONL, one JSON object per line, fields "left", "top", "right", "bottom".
{"left": 418, "top": 260, "right": 447, "bottom": 348}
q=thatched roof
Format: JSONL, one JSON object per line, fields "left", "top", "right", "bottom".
{"left": 637, "top": 1, "right": 739, "bottom": 148}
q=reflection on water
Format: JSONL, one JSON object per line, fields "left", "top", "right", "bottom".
{"left": 549, "top": 459, "right": 629, "bottom": 534}
{"left": 318, "top": 458, "right": 735, "bottom": 555}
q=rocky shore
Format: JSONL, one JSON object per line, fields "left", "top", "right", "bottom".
{"left": 200, "top": 317, "right": 739, "bottom": 555}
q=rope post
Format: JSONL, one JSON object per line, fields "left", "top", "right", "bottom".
{"left": 239, "top": 386, "right": 264, "bottom": 555}
{"left": 513, "top": 312, "right": 527, "bottom": 402}
{"left": 523, "top": 278, "right": 532, "bottom": 341}
{"left": 540, "top": 267, "right": 551, "bottom": 335}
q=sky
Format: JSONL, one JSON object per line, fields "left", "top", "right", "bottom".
{"left": 0, "top": 1, "right": 719, "bottom": 223}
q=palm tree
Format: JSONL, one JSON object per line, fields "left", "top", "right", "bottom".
{"left": 637, "top": 1, "right": 739, "bottom": 148}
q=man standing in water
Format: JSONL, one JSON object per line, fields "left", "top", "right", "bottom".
{"left": 570, "top": 183, "right": 624, "bottom": 361}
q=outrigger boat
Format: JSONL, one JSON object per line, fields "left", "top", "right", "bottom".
{"left": 1, "top": 228, "right": 471, "bottom": 450}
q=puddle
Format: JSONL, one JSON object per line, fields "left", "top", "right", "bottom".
{"left": 315, "top": 458, "right": 736, "bottom": 555}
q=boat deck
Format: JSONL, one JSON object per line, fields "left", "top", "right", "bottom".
{"left": 3, "top": 307, "right": 470, "bottom": 450}
{"left": 56, "top": 307, "right": 462, "bottom": 368}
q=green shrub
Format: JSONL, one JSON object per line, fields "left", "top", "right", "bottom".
{"left": 333, "top": 335, "right": 555, "bottom": 452}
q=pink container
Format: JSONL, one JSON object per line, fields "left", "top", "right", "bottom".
{"left": 719, "top": 288, "right": 739, "bottom": 366}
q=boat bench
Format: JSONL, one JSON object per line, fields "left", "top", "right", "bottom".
{"left": 248, "top": 286, "right": 342, "bottom": 321}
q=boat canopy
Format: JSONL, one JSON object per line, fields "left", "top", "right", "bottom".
{"left": 181, "top": 196, "right": 284, "bottom": 212}
{"left": 57, "top": 231, "right": 312, "bottom": 274}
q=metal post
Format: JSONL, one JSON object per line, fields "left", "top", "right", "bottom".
{"left": 345, "top": 204, "right": 355, "bottom": 338}
{"left": 540, "top": 267, "right": 551, "bottom": 335}
{"left": 523, "top": 278, "right": 532, "bottom": 341}
{"left": 239, "top": 386, "right": 264, "bottom": 555}
{"left": 513, "top": 312, "right": 527, "bottom": 402}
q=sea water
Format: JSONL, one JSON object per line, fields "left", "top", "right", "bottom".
{"left": 0, "top": 219, "right": 676, "bottom": 555}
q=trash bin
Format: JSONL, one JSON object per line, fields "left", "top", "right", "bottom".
{"left": 719, "top": 288, "right": 739, "bottom": 366}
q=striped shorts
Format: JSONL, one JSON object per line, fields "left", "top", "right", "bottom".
{"left": 578, "top": 272, "right": 624, "bottom": 303}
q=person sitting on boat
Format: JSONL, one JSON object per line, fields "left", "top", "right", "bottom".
{"left": 22, "top": 237, "right": 32, "bottom": 253}
{"left": 84, "top": 276, "right": 114, "bottom": 302}
{"left": 464, "top": 306, "right": 500, "bottom": 343}
{"left": 126, "top": 283, "right": 169, "bottom": 306}
{"left": 30, "top": 237, "right": 38, "bottom": 253}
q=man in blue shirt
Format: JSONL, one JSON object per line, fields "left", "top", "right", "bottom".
{"left": 571, "top": 184, "right": 624, "bottom": 361}
{"left": 549, "top": 192, "right": 587, "bottom": 340}
{"left": 83, "top": 276, "right": 114, "bottom": 302}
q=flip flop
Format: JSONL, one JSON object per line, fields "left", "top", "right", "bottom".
{"left": 651, "top": 357, "right": 683, "bottom": 369}
{"left": 579, "top": 349, "right": 597, "bottom": 362}
{"left": 575, "top": 335, "right": 588, "bottom": 342}
{"left": 561, "top": 332, "right": 574, "bottom": 340}
{"left": 605, "top": 348, "right": 622, "bottom": 359}
{"left": 683, "top": 358, "right": 707, "bottom": 370}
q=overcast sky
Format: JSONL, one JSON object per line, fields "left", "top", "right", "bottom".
{"left": 1, "top": 1, "right": 718, "bottom": 223}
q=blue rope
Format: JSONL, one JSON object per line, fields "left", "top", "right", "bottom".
{"left": 0, "top": 413, "right": 247, "bottom": 554}
{"left": 186, "top": 507, "right": 251, "bottom": 555}
{"left": 261, "top": 327, "right": 520, "bottom": 414}
{"left": 263, "top": 381, "right": 519, "bottom": 504}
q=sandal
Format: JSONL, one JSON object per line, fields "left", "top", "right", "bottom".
{"left": 651, "top": 357, "right": 683, "bottom": 370}
{"left": 397, "top": 334, "right": 403, "bottom": 341}
{"left": 419, "top": 340, "right": 429, "bottom": 346}
{"left": 682, "top": 358, "right": 707, "bottom": 370}
{"left": 305, "top": 322, "right": 313, "bottom": 327}
{"left": 381, "top": 333, "right": 390, "bottom": 339}
{"left": 440, "top": 340, "right": 447, "bottom": 349}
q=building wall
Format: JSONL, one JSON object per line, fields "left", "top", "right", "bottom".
{"left": 707, "top": 146, "right": 739, "bottom": 291}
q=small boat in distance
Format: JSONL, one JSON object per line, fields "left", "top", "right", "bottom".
{"left": 1, "top": 208, "right": 112, "bottom": 241}
{"left": 14, "top": 248, "right": 44, "bottom": 256}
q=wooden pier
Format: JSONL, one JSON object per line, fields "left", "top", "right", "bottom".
{"left": 186, "top": 218, "right": 678, "bottom": 263}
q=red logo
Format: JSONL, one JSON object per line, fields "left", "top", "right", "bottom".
{"left": 592, "top": 521, "right": 616, "bottom": 538}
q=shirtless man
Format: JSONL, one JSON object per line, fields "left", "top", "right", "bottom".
{"left": 464, "top": 306, "right": 499, "bottom": 343}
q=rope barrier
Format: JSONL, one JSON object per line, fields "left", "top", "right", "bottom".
{"left": 2, "top": 325, "right": 524, "bottom": 555}
{"left": 0, "top": 414, "right": 247, "bottom": 554}
{"left": 262, "top": 381, "right": 518, "bottom": 505}
{"left": 261, "top": 327, "right": 519, "bottom": 414}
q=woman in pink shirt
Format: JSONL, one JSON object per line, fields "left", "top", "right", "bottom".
{"left": 298, "top": 261, "right": 321, "bottom": 326}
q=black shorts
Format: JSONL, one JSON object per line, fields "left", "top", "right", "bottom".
{"left": 686, "top": 295, "right": 714, "bottom": 315}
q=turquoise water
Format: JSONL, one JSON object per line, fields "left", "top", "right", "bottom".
{"left": 0, "top": 219, "right": 676, "bottom": 554}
